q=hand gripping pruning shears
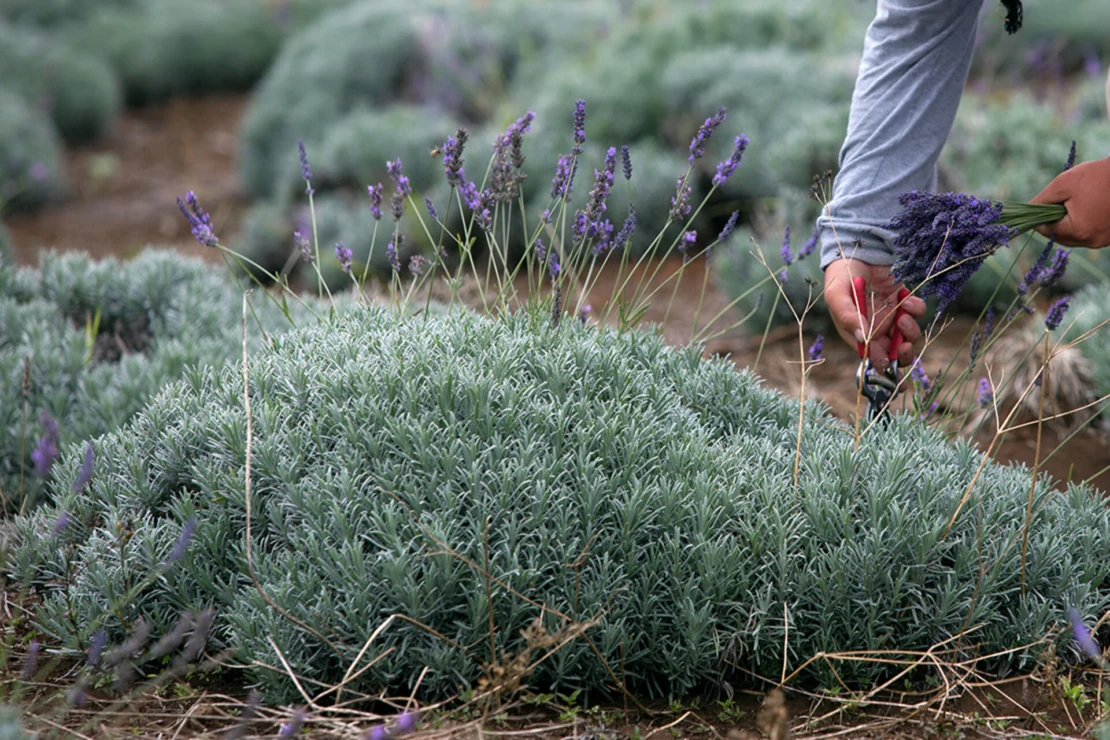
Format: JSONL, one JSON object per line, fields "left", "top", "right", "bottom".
{"left": 852, "top": 276, "right": 910, "bottom": 425}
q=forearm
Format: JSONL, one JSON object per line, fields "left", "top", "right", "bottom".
{"left": 818, "top": 0, "right": 985, "bottom": 269}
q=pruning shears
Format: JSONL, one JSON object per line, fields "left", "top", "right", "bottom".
{"left": 852, "top": 276, "right": 910, "bottom": 425}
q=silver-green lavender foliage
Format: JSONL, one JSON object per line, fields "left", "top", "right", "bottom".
{"left": 0, "top": 705, "right": 28, "bottom": 740}
{"left": 0, "top": 88, "right": 65, "bottom": 215}
{"left": 0, "top": 251, "right": 326, "bottom": 507}
{"left": 8, "top": 304, "right": 1110, "bottom": 703}
{"left": 0, "top": 21, "right": 120, "bottom": 144}
{"left": 1059, "top": 284, "right": 1110, "bottom": 427}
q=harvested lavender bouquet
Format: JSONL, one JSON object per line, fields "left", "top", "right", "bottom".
{"left": 888, "top": 191, "right": 1066, "bottom": 314}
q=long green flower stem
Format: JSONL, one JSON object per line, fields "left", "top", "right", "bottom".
{"left": 1000, "top": 202, "right": 1067, "bottom": 234}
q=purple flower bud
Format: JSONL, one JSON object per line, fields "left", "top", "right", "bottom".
{"left": 572, "top": 99, "right": 586, "bottom": 153}
{"left": 334, "top": 243, "right": 353, "bottom": 275}
{"left": 176, "top": 192, "right": 218, "bottom": 248}
{"left": 712, "top": 134, "right": 749, "bottom": 187}
{"left": 548, "top": 250, "right": 561, "bottom": 279}
{"left": 579, "top": 305, "right": 592, "bottom": 325}
{"left": 386, "top": 160, "right": 411, "bottom": 197}
{"left": 612, "top": 205, "right": 637, "bottom": 252}
{"left": 53, "top": 511, "right": 70, "bottom": 535}
{"left": 621, "top": 145, "right": 632, "bottom": 180}
{"left": 294, "top": 231, "right": 313, "bottom": 263}
{"left": 968, "top": 326, "right": 982, "bottom": 371}
{"left": 780, "top": 225, "right": 793, "bottom": 266}
{"left": 669, "top": 176, "right": 692, "bottom": 222}
{"left": 1064, "top": 140, "right": 1077, "bottom": 172}
{"left": 797, "top": 224, "right": 820, "bottom": 259}
{"left": 21, "top": 640, "right": 40, "bottom": 680}
{"left": 688, "top": 106, "right": 726, "bottom": 163}
{"left": 87, "top": 630, "right": 106, "bottom": 666}
{"left": 921, "top": 401, "right": 939, "bottom": 420}
{"left": 1019, "top": 238, "right": 1054, "bottom": 294}
{"left": 395, "top": 712, "right": 419, "bottom": 734}
{"left": 391, "top": 192, "right": 405, "bottom": 221}
{"left": 364, "top": 726, "right": 387, "bottom": 740}
{"left": 32, "top": 410, "right": 60, "bottom": 478}
{"left": 977, "top": 377, "right": 993, "bottom": 408}
{"left": 168, "top": 516, "right": 197, "bottom": 564}
{"left": 408, "top": 255, "right": 429, "bottom": 276}
{"left": 778, "top": 268, "right": 788, "bottom": 284}
{"left": 279, "top": 708, "right": 307, "bottom": 737}
{"left": 807, "top": 335, "right": 824, "bottom": 362}
{"left": 72, "top": 442, "right": 94, "bottom": 494}
{"left": 679, "top": 230, "right": 697, "bottom": 257}
{"left": 368, "top": 184, "right": 384, "bottom": 220}
{"left": 297, "top": 140, "right": 313, "bottom": 194}
{"left": 718, "top": 211, "right": 739, "bottom": 243}
{"left": 1045, "top": 296, "right": 1069, "bottom": 331}
{"left": 442, "top": 127, "right": 468, "bottom": 188}
{"left": 424, "top": 197, "right": 438, "bottom": 221}
{"left": 910, "top": 359, "right": 932, "bottom": 392}
{"left": 1067, "top": 607, "right": 1102, "bottom": 662}
{"left": 386, "top": 242, "right": 400, "bottom": 273}
{"left": 1038, "top": 248, "right": 1069, "bottom": 288}
{"left": 983, "top": 306, "right": 996, "bottom": 341}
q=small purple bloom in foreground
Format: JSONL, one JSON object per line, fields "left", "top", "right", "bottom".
{"left": 712, "top": 134, "right": 750, "bottom": 187}
{"left": 424, "top": 196, "right": 437, "bottom": 221}
{"left": 621, "top": 145, "right": 632, "bottom": 180}
{"left": 1064, "top": 140, "right": 1077, "bottom": 172}
{"left": 797, "top": 224, "right": 820, "bottom": 260}
{"left": 780, "top": 225, "right": 793, "bottom": 266}
{"left": 297, "top": 140, "right": 313, "bottom": 193}
{"left": 579, "top": 304, "right": 592, "bottom": 325}
{"left": 910, "top": 359, "right": 931, "bottom": 392}
{"left": 1019, "top": 238, "right": 1054, "bottom": 294}
{"left": 548, "top": 250, "right": 561, "bottom": 279}
{"left": 176, "top": 191, "right": 218, "bottom": 247}
{"left": 807, "top": 335, "right": 824, "bottom": 362}
{"left": 386, "top": 242, "right": 400, "bottom": 273}
{"left": 279, "top": 708, "right": 307, "bottom": 737}
{"left": 551, "top": 155, "right": 574, "bottom": 199}
{"left": 168, "top": 516, "right": 197, "bottom": 564}
{"left": 1067, "top": 607, "right": 1102, "bottom": 662}
{"left": 365, "top": 727, "right": 387, "bottom": 740}
{"left": 72, "top": 442, "right": 94, "bottom": 493}
{"left": 335, "top": 243, "right": 353, "bottom": 274}
{"left": 689, "top": 106, "right": 726, "bottom": 163}
{"left": 395, "top": 712, "right": 419, "bottom": 734}
{"left": 612, "top": 204, "right": 637, "bottom": 252}
{"left": 442, "top": 127, "right": 468, "bottom": 188}
{"left": 368, "top": 184, "right": 384, "bottom": 220}
{"left": 718, "top": 210, "right": 739, "bottom": 243}
{"left": 386, "top": 160, "right": 411, "bottom": 196}
{"left": 21, "top": 640, "right": 40, "bottom": 680}
{"left": 53, "top": 511, "right": 70, "bottom": 535}
{"left": 679, "top": 230, "right": 697, "bottom": 263}
{"left": 778, "top": 268, "right": 788, "bottom": 284}
{"left": 977, "top": 377, "right": 993, "bottom": 408}
{"left": 32, "top": 410, "right": 60, "bottom": 478}
{"left": 669, "top": 176, "right": 692, "bottom": 222}
{"left": 1044, "top": 296, "right": 1069, "bottom": 331}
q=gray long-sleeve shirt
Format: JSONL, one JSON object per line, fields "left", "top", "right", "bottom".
{"left": 818, "top": 0, "right": 986, "bottom": 269}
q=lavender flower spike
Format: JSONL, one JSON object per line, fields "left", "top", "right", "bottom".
{"left": 167, "top": 516, "right": 197, "bottom": 564}
{"left": 718, "top": 210, "right": 739, "bottom": 243}
{"left": 689, "top": 106, "right": 727, "bottom": 163}
{"left": 1038, "top": 248, "right": 1069, "bottom": 288}
{"left": 1064, "top": 140, "right": 1077, "bottom": 172}
{"left": 294, "top": 231, "right": 313, "bottom": 263}
{"left": 572, "top": 99, "right": 586, "bottom": 153}
{"left": 298, "top": 139, "right": 313, "bottom": 194}
{"left": 807, "top": 335, "right": 824, "bottom": 362}
{"left": 335, "top": 243, "right": 353, "bottom": 274}
{"left": 1067, "top": 606, "right": 1103, "bottom": 662}
{"left": 780, "top": 225, "right": 793, "bottom": 266}
{"left": 442, "top": 127, "right": 468, "bottom": 188}
{"left": 72, "top": 441, "right": 94, "bottom": 493}
{"left": 176, "top": 192, "right": 218, "bottom": 247}
{"left": 32, "top": 410, "right": 60, "bottom": 478}
{"left": 279, "top": 708, "right": 307, "bottom": 737}
{"left": 712, "top": 134, "right": 750, "bottom": 187}
{"left": 977, "top": 377, "right": 993, "bottom": 408}
{"left": 368, "top": 184, "right": 384, "bottom": 220}
{"left": 1044, "top": 296, "right": 1069, "bottom": 331}
{"left": 621, "top": 145, "right": 632, "bottom": 180}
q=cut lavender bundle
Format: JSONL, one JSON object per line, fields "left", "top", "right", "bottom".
{"left": 888, "top": 191, "right": 1066, "bottom": 314}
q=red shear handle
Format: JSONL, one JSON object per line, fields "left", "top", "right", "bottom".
{"left": 851, "top": 276, "right": 867, "bottom": 359}
{"left": 888, "top": 288, "right": 911, "bottom": 362}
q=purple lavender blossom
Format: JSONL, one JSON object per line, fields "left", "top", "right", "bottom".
{"left": 168, "top": 516, "right": 197, "bottom": 564}
{"left": 983, "top": 306, "right": 996, "bottom": 341}
{"left": 408, "top": 255, "right": 429, "bottom": 276}
{"left": 1067, "top": 607, "right": 1103, "bottom": 662}
{"left": 279, "top": 708, "right": 307, "bottom": 737}
{"left": 87, "top": 629, "right": 107, "bottom": 666}
{"left": 669, "top": 176, "right": 692, "bottom": 222}
{"left": 176, "top": 191, "right": 218, "bottom": 247}
{"left": 298, "top": 140, "right": 313, "bottom": 194}
{"left": 572, "top": 99, "right": 586, "bottom": 154}
{"left": 1019, "top": 239, "right": 1053, "bottom": 294}
{"left": 334, "top": 243, "right": 353, "bottom": 274}
{"left": 1038, "top": 248, "right": 1069, "bottom": 288}
{"left": 548, "top": 250, "right": 561, "bottom": 279}
{"left": 391, "top": 191, "right": 405, "bottom": 221}
{"left": 31, "top": 410, "right": 59, "bottom": 478}
{"left": 797, "top": 224, "right": 820, "bottom": 259}
{"left": 780, "top": 225, "right": 793, "bottom": 266}
{"left": 910, "top": 359, "right": 931, "bottom": 392}
{"left": 718, "top": 211, "right": 739, "bottom": 243}
{"left": 778, "top": 269, "right": 788, "bottom": 284}
{"left": 386, "top": 160, "right": 411, "bottom": 196}
{"left": 612, "top": 205, "right": 637, "bottom": 252}
{"left": 72, "top": 442, "right": 94, "bottom": 493}
{"left": 573, "top": 148, "right": 617, "bottom": 245}
{"left": 424, "top": 197, "right": 438, "bottom": 221}
{"left": 442, "top": 127, "right": 468, "bottom": 188}
{"left": 1045, "top": 296, "right": 1069, "bottom": 331}
{"left": 551, "top": 155, "right": 574, "bottom": 199}
{"left": 977, "top": 377, "right": 993, "bottom": 408}
{"left": 689, "top": 106, "right": 727, "bottom": 163}
{"left": 395, "top": 712, "right": 419, "bottom": 734}
{"left": 579, "top": 304, "right": 592, "bottom": 324}
{"left": 678, "top": 230, "right": 697, "bottom": 263}
{"left": 53, "top": 511, "right": 70, "bottom": 535}
{"left": 807, "top": 335, "right": 824, "bottom": 362}
{"left": 1064, "top": 140, "right": 1077, "bottom": 172}
{"left": 386, "top": 242, "right": 400, "bottom": 273}
{"left": 294, "top": 231, "right": 313, "bottom": 263}
{"left": 368, "top": 184, "right": 384, "bottom": 220}
{"left": 969, "top": 327, "right": 982, "bottom": 371}
{"left": 921, "top": 401, "right": 939, "bottom": 420}
{"left": 712, "top": 134, "right": 750, "bottom": 187}
{"left": 621, "top": 145, "right": 632, "bottom": 180}
{"left": 21, "top": 640, "right": 39, "bottom": 681}
{"left": 490, "top": 111, "right": 535, "bottom": 200}
{"left": 888, "top": 191, "right": 1015, "bottom": 315}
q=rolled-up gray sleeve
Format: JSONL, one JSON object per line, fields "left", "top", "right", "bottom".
{"left": 819, "top": 0, "right": 985, "bottom": 268}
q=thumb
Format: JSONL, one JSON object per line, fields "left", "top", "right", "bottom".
{"left": 825, "top": 267, "right": 866, "bottom": 347}
{"left": 1031, "top": 174, "right": 1073, "bottom": 206}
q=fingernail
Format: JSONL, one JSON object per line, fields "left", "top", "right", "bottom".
{"left": 853, "top": 329, "right": 865, "bottom": 344}
{"left": 899, "top": 316, "right": 914, "bottom": 331}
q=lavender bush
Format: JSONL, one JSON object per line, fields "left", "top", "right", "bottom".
{"left": 0, "top": 89, "right": 65, "bottom": 214}
{"left": 9, "top": 304, "right": 1110, "bottom": 704}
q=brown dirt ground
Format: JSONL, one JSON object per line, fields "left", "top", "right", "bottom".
{"left": 3, "top": 96, "right": 1109, "bottom": 739}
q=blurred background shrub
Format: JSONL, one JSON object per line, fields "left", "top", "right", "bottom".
{"left": 0, "top": 89, "right": 66, "bottom": 214}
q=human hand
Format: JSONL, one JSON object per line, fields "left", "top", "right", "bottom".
{"left": 824, "top": 258, "right": 927, "bottom": 370}
{"left": 1031, "top": 158, "right": 1110, "bottom": 248}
